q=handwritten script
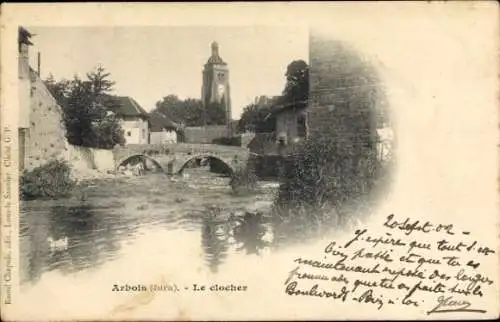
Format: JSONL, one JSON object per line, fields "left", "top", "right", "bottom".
{"left": 284, "top": 214, "right": 495, "bottom": 315}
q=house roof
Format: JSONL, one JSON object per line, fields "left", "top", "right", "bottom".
{"left": 264, "top": 101, "right": 308, "bottom": 121}
{"left": 101, "top": 95, "right": 149, "bottom": 119}
{"left": 149, "top": 112, "right": 179, "bottom": 132}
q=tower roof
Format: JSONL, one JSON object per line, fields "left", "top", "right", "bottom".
{"left": 206, "top": 41, "right": 227, "bottom": 65}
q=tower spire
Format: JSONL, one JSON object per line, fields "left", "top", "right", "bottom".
{"left": 206, "top": 41, "right": 226, "bottom": 65}
{"left": 211, "top": 41, "right": 219, "bottom": 57}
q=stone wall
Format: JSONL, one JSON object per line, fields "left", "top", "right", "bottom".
{"left": 66, "top": 145, "right": 115, "bottom": 176}
{"left": 23, "top": 70, "right": 68, "bottom": 171}
{"left": 183, "top": 125, "right": 229, "bottom": 143}
{"left": 308, "top": 35, "right": 343, "bottom": 139}
{"left": 308, "top": 35, "right": 383, "bottom": 144}
{"left": 239, "top": 132, "right": 255, "bottom": 148}
{"left": 150, "top": 129, "right": 177, "bottom": 144}
{"left": 18, "top": 43, "right": 31, "bottom": 129}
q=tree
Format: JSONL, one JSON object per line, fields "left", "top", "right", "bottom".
{"left": 282, "top": 59, "right": 309, "bottom": 109}
{"left": 238, "top": 101, "right": 276, "bottom": 133}
{"left": 44, "top": 74, "right": 70, "bottom": 104}
{"left": 183, "top": 98, "right": 205, "bottom": 126}
{"left": 87, "top": 65, "right": 115, "bottom": 96}
{"left": 152, "top": 95, "right": 226, "bottom": 127}
{"left": 237, "top": 60, "right": 309, "bottom": 134}
{"left": 154, "top": 95, "right": 204, "bottom": 126}
{"left": 91, "top": 112, "right": 125, "bottom": 149}
{"left": 238, "top": 103, "right": 259, "bottom": 132}
{"left": 205, "top": 101, "right": 226, "bottom": 125}
{"left": 44, "top": 65, "right": 125, "bottom": 149}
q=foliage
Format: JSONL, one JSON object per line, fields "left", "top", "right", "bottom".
{"left": 237, "top": 102, "right": 276, "bottom": 133}
{"left": 212, "top": 136, "right": 240, "bottom": 146}
{"left": 274, "top": 48, "right": 389, "bottom": 224}
{"left": 91, "top": 112, "right": 126, "bottom": 149}
{"left": 152, "top": 95, "right": 226, "bottom": 127}
{"left": 20, "top": 160, "right": 76, "bottom": 200}
{"left": 205, "top": 102, "right": 227, "bottom": 125}
{"left": 282, "top": 59, "right": 309, "bottom": 109}
{"left": 275, "top": 134, "right": 380, "bottom": 212}
{"left": 153, "top": 95, "right": 203, "bottom": 126}
{"left": 230, "top": 166, "right": 259, "bottom": 195}
{"left": 237, "top": 60, "right": 309, "bottom": 134}
{"left": 44, "top": 75, "right": 70, "bottom": 104}
{"left": 44, "top": 65, "right": 125, "bottom": 149}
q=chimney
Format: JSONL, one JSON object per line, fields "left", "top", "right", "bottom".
{"left": 18, "top": 27, "right": 33, "bottom": 80}
{"left": 37, "top": 52, "right": 41, "bottom": 76}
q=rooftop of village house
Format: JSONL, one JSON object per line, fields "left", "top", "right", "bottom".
{"left": 264, "top": 99, "right": 309, "bottom": 121}
{"left": 149, "top": 112, "right": 179, "bottom": 132}
{"left": 100, "top": 95, "right": 149, "bottom": 119}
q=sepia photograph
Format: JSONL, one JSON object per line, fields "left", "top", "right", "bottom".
{"left": 17, "top": 24, "right": 326, "bottom": 282}
{"left": 1, "top": 3, "right": 498, "bottom": 321}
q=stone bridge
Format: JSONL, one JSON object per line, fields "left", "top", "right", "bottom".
{"left": 113, "top": 143, "right": 252, "bottom": 175}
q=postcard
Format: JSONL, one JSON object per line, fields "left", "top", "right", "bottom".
{"left": 1, "top": 2, "right": 498, "bottom": 321}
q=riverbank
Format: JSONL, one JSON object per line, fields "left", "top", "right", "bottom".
{"left": 70, "top": 166, "right": 123, "bottom": 183}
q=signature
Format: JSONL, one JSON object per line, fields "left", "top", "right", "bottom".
{"left": 427, "top": 296, "right": 486, "bottom": 315}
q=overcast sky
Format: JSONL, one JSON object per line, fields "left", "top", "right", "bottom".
{"left": 27, "top": 26, "right": 308, "bottom": 118}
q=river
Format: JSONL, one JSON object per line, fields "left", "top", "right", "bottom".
{"left": 16, "top": 164, "right": 380, "bottom": 320}
{"left": 20, "top": 168, "right": 282, "bottom": 290}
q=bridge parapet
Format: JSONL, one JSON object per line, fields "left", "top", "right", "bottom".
{"left": 113, "top": 143, "right": 252, "bottom": 175}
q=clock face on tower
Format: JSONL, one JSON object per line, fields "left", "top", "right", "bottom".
{"left": 217, "top": 84, "right": 225, "bottom": 96}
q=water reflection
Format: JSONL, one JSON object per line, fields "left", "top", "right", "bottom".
{"left": 232, "top": 212, "right": 271, "bottom": 255}
{"left": 201, "top": 212, "right": 229, "bottom": 274}
{"left": 201, "top": 209, "right": 274, "bottom": 272}
{"left": 21, "top": 171, "right": 280, "bottom": 286}
{"left": 21, "top": 203, "right": 124, "bottom": 284}
{"left": 49, "top": 205, "right": 122, "bottom": 272}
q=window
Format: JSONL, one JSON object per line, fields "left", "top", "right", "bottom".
{"left": 127, "top": 131, "right": 131, "bottom": 137}
{"left": 297, "top": 113, "right": 307, "bottom": 138}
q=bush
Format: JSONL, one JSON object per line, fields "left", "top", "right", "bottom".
{"left": 230, "top": 166, "right": 259, "bottom": 195}
{"left": 212, "top": 137, "right": 240, "bottom": 146}
{"left": 275, "top": 132, "right": 382, "bottom": 218}
{"left": 20, "top": 160, "right": 76, "bottom": 200}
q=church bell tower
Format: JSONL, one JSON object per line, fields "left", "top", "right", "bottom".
{"left": 201, "top": 41, "right": 232, "bottom": 128}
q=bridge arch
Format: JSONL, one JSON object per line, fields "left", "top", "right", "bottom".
{"left": 116, "top": 154, "right": 165, "bottom": 173}
{"left": 177, "top": 154, "right": 235, "bottom": 176}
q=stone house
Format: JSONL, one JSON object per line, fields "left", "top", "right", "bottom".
{"left": 272, "top": 104, "right": 307, "bottom": 146}
{"left": 18, "top": 27, "right": 69, "bottom": 172}
{"left": 101, "top": 96, "right": 150, "bottom": 145}
{"left": 149, "top": 113, "right": 178, "bottom": 144}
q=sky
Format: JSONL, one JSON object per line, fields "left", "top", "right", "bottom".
{"left": 27, "top": 26, "right": 308, "bottom": 119}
